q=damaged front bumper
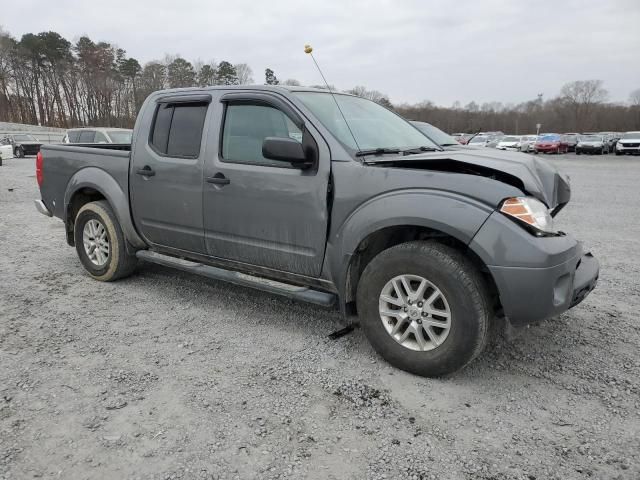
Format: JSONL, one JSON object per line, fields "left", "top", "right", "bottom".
{"left": 470, "top": 211, "right": 599, "bottom": 326}
{"left": 488, "top": 247, "right": 599, "bottom": 326}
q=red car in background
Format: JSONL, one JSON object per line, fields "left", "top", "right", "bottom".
{"left": 534, "top": 134, "right": 569, "bottom": 154}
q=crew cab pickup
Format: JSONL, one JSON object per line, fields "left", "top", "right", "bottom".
{"left": 35, "top": 86, "right": 599, "bottom": 376}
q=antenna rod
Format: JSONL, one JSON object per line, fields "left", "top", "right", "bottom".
{"left": 304, "top": 45, "right": 362, "bottom": 153}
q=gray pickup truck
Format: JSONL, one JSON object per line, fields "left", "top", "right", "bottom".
{"left": 35, "top": 86, "right": 599, "bottom": 376}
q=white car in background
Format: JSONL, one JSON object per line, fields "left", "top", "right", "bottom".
{"left": 616, "top": 131, "right": 640, "bottom": 155}
{"left": 467, "top": 135, "right": 490, "bottom": 147}
{"left": 496, "top": 135, "right": 521, "bottom": 151}
{"left": 0, "top": 142, "right": 12, "bottom": 161}
{"left": 518, "top": 135, "right": 539, "bottom": 153}
{"left": 62, "top": 127, "right": 133, "bottom": 144}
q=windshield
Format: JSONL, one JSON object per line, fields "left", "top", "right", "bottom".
{"left": 410, "top": 121, "right": 458, "bottom": 146}
{"left": 580, "top": 135, "right": 601, "bottom": 141}
{"left": 13, "top": 134, "right": 37, "bottom": 141}
{"left": 501, "top": 136, "right": 519, "bottom": 142}
{"left": 469, "top": 136, "right": 488, "bottom": 144}
{"left": 107, "top": 130, "right": 133, "bottom": 144}
{"left": 293, "top": 92, "right": 437, "bottom": 152}
{"left": 622, "top": 132, "right": 640, "bottom": 139}
{"left": 539, "top": 135, "right": 559, "bottom": 141}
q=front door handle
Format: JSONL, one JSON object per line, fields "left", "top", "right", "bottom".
{"left": 206, "top": 174, "right": 230, "bottom": 185}
{"left": 136, "top": 166, "right": 156, "bottom": 177}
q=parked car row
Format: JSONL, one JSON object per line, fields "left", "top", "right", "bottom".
{"left": 446, "top": 130, "right": 640, "bottom": 156}
{"left": 0, "top": 127, "right": 134, "bottom": 164}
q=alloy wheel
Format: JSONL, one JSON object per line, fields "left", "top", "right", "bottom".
{"left": 378, "top": 274, "right": 452, "bottom": 351}
{"left": 82, "top": 219, "right": 110, "bottom": 267}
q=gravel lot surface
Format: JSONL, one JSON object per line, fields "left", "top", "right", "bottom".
{"left": 1, "top": 154, "right": 639, "bottom": 480}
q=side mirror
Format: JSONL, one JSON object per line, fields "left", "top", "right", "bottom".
{"left": 262, "top": 137, "right": 308, "bottom": 167}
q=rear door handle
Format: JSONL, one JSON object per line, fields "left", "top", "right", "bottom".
{"left": 206, "top": 174, "right": 230, "bottom": 185}
{"left": 136, "top": 166, "right": 155, "bottom": 177}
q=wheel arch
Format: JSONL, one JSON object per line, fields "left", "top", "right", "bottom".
{"left": 340, "top": 224, "right": 501, "bottom": 317}
{"left": 64, "top": 167, "right": 145, "bottom": 250}
{"left": 327, "top": 191, "right": 500, "bottom": 317}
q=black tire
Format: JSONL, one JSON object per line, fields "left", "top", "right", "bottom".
{"left": 356, "top": 241, "right": 491, "bottom": 377}
{"left": 576, "top": 150, "right": 581, "bottom": 155}
{"left": 15, "top": 147, "right": 24, "bottom": 158}
{"left": 74, "top": 200, "right": 137, "bottom": 281}
{"left": 615, "top": 151, "right": 622, "bottom": 156}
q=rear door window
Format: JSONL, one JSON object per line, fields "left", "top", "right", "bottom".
{"left": 150, "top": 102, "right": 208, "bottom": 158}
{"left": 66, "top": 131, "right": 81, "bottom": 143}
{"left": 78, "top": 130, "right": 96, "bottom": 143}
{"left": 94, "top": 131, "right": 109, "bottom": 143}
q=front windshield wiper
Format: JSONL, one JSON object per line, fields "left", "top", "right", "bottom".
{"left": 401, "top": 145, "right": 443, "bottom": 155}
{"left": 355, "top": 147, "right": 401, "bottom": 157}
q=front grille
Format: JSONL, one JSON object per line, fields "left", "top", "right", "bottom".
{"left": 621, "top": 143, "right": 640, "bottom": 148}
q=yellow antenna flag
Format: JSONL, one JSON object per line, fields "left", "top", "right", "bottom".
{"left": 304, "top": 43, "right": 362, "bottom": 152}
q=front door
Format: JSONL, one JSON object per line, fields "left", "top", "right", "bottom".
{"left": 130, "top": 94, "right": 211, "bottom": 253}
{"left": 202, "top": 93, "right": 330, "bottom": 277}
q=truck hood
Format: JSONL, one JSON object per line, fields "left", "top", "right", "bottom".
{"left": 363, "top": 148, "right": 571, "bottom": 210}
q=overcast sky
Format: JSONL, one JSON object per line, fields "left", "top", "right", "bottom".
{"left": 3, "top": 0, "right": 640, "bottom": 105}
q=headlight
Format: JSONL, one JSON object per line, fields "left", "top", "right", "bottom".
{"left": 500, "top": 197, "right": 556, "bottom": 235}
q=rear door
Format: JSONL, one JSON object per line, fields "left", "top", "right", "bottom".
{"left": 202, "top": 91, "right": 330, "bottom": 277}
{"left": 130, "top": 94, "right": 211, "bottom": 253}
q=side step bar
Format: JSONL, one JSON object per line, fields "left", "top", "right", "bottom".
{"left": 136, "top": 250, "right": 336, "bottom": 308}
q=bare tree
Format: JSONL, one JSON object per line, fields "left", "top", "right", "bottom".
{"left": 234, "top": 63, "right": 253, "bottom": 84}
{"left": 281, "top": 78, "right": 301, "bottom": 86}
{"left": 629, "top": 88, "right": 640, "bottom": 107}
{"left": 560, "top": 80, "right": 608, "bottom": 131}
{"left": 346, "top": 85, "right": 392, "bottom": 107}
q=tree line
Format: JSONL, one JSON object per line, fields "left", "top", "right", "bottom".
{"left": 0, "top": 28, "right": 260, "bottom": 128}
{"left": 0, "top": 27, "right": 639, "bottom": 133}
{"left": 396, "top": 81, "right": 640, "bottom": 134}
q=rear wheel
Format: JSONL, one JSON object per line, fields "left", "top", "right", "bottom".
{"left": 14, "top": 146, "right": 24, "bottom": 158}
{"left": 74, "top": 200, "right": 137, "bottom": 281}
{"left": 356, "top": 241, "right": 491, "bottom": 377}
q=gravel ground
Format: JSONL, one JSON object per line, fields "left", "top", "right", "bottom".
{"left": 1, "top": 154, "right": 639, "bottom": 480}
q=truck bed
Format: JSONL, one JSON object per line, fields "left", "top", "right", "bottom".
{"left": 39, "top": 143, "right": 132, "bottom": 222}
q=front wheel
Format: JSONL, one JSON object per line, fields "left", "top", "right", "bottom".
{"left": 356, "top": 241, "right": 491, "bottom": 377}
{"left": 14, "top": 146, "right": 24, "bottom": 158}
{"left": 74, "top": 200, "right": 137, "bottom": 281}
